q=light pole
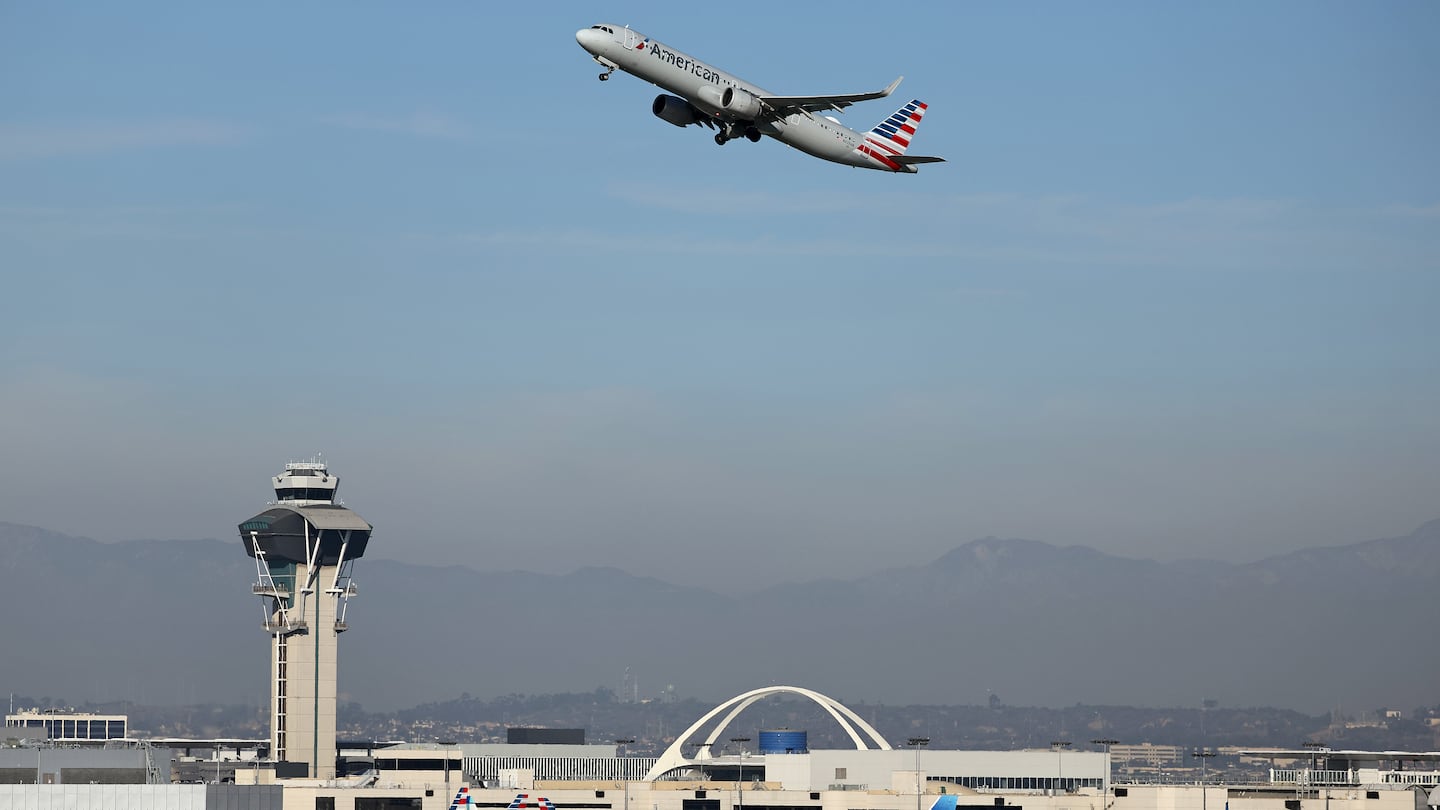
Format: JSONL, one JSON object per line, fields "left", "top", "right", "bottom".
{"left": 1051, "top": 741, "right": 1072, "bottom": 797}
{"left": 616, "top": 738, "right": 635, "bottom": 810}
{"left": 1092, "top": 739, "right": 1118, "bottom": 810}
{"left": 730, "top": 736, "right": 750, "bottom": 810}
{"left": 1192, "top": 749, "right": 1216, "bottom": 810}
{"left": 908, "top": 737, "right": 930, "bottom": 810}
{"left": 1302, "top": 742, "right": 1327, "bottom": 805}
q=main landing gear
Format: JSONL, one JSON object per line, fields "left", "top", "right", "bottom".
{"left": 714, "top": 125, "right": 762, "bottom": 146}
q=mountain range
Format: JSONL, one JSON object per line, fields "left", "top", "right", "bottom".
{"left": 2, "top": 519, "right": 1436, "bottom": 715}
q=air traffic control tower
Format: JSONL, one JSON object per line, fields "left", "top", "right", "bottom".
{"left": 238, "top": 461, "right": 372, "bottom": 780}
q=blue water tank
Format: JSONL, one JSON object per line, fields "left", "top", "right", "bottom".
{"left": 758, "top": 729, "right": 807, "bottom": 754}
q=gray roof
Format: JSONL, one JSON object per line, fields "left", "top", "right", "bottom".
{"left": 281, "top": 504, "right": 373, "bottom": 531}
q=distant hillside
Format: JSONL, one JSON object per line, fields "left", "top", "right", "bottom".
{"left": 1, "top": 519, "right": 1436, "bottom": 713}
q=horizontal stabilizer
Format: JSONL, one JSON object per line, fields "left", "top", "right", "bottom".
{"left": 892, "top": 155, "right": 946, "bottom": 165}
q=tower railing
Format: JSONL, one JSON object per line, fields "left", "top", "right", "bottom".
{"left": 328, "top": 537, "right": 359, "bottom": 632}
{"left": 1270, "top": 768, "right": 1355, "bottom": 786}
{"left": 250, "top": 542, "right": 308, "bottom": 635}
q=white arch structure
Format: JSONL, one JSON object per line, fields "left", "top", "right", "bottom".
{"left": 643, "top": 686, "right": 892, "bottom": 782}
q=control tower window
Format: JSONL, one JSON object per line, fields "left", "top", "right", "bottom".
{"left": 276, "top": 488, "right": 334, "bottom": 501}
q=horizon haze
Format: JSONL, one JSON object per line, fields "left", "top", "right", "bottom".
{"left": 2, "top": 517, "right": 1437, "bottom": 715}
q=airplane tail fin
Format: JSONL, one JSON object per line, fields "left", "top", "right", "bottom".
{"left": 451, "top": 789, "right": 562, "bottom": 810}
{"left": 866, "top": 99, "right": 930, "bottom": 155}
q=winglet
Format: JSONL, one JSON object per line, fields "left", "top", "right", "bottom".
{"left": 882, "top": 76, "right": 904, "bottom": 98}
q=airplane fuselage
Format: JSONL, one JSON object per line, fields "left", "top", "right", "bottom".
{"left": 576, "top": 25, "right": 928, "bottom": 171}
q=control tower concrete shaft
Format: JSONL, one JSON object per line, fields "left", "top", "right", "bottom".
{"left": 238, "top": 461, "right": 371, "bottom": 780}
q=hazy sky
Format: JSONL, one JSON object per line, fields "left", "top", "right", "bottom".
{"left": 2, "top": 2, "right": 1437, "bottom": 591}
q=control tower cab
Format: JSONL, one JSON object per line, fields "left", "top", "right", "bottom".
{"left": 238, "top": 460, "right": 372, "bottom": 780}
{"left": 272, "top": 460, "right": 342, "bottom": 505}
{"left": 242, "top": 462, "right": 372, "bottom": 579}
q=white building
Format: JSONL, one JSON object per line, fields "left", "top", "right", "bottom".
{"left": 4, "top": 709, "right": 127, "bottom": 743}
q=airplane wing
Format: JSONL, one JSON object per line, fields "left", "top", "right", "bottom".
{"left": 758, "top": 76, "right": 903, "bottom": 113}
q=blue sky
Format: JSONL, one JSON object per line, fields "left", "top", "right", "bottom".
{"left": 2, "top": 2, "right": 1437, "bottom": 588}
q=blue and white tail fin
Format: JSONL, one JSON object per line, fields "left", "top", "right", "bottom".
{"left": 930, "top": 796, "right": 960, "bottom": 810}
{"left": 449, "top": 787, "right": 475, "bottom": 810}
{"left": 855, "top": 99, "right": 945, "bottom": 172}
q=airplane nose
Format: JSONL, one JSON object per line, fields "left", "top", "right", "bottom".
{"left": 576, "top": 28, "right": 601, "bottom": 53}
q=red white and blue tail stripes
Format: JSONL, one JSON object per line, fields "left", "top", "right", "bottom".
{"left": 450, "top": 790, "right": 562, "bottom": 810}
{"left": 855, "top": 99, "right": 928, "bottom": 171}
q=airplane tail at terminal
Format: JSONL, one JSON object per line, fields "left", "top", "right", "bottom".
{"left": 930, "top": 796, "right": 960, "bottom": 810}
{"left": 449, "top": 790, "right": 562, "bottom": 810}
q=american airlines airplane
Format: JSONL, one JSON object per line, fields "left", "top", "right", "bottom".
{"left": 575, "top": 24, "right": 944, "bottom": 173}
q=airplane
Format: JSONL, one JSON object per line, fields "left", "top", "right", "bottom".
{"left": 450, "top": 788, "right": 560, "bottom": 810}
{"left": 575, "top": 24, "right": 944, "bottom": 173}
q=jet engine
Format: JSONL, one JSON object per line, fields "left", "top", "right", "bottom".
{"left": 721, "top": 86, "right": 764, "bottom": 119}
{"left": 652, "top": 94, "right": 705, "bottom": 128}
{"left": 696, "top": 85, "right": 726, "bottom": 111}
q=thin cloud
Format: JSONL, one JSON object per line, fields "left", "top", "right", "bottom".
{"left": 317, "top": 111, "right": 469, "bottom": 139}
{"left": 1383, "top": 202, "right": 1440, "bottom": 219}
{"left": 453, "top": 226, "right": 974, "bottom": 259}
{"left": 0, "top": 203, "right": 263, "bottom": 243}
{"left": 434, "top": 193, "right": 1440, "bottom": 272}
{"left": 0, "top": 119, "right": 251, "bottom": 160}
{"left": 607, "top": 183, "right": 868, "bottom": 216}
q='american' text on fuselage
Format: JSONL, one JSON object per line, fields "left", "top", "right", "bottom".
{"left": 648, "top": 44, "right": 735, "bottom": 87}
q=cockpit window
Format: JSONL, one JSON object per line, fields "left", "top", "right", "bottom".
{"left": 591, "top": 25, "right": 615, "bottom": 33}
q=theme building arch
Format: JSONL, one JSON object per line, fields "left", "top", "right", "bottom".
{"left": 643, "top": 685, "right": 892, "bottom": 781}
